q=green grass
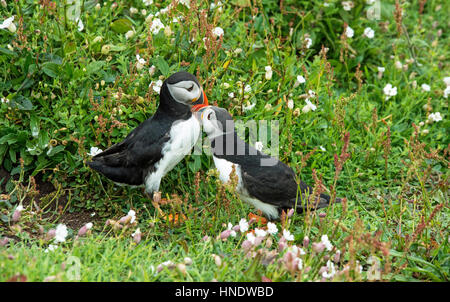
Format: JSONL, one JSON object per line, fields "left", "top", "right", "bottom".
{"left": 0, "top": 0, "right": 449, "bottom": 282}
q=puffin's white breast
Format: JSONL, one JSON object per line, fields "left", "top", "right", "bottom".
{"left": 212, "top": 155, "right": 279, "bottom": 219}
{"left": 145, "top": 115, "right": 201, "bottom": 193}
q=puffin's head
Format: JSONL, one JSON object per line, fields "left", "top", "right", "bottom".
{"left": 164, "top": 71, "right": 208, "bottom": 108}
{"left": 195, "top": 106, "right": 235, "bottom": 138}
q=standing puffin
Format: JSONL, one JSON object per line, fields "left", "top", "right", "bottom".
{"left": 195, "top": 106, "right": 341, "bottom": 220}
{"left": 88, "top": 71, "right": 208, "bottom": 194}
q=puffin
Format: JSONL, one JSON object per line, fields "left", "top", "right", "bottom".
{"left": 88, "top": 71, "right": 208, "bottom": 194}
{"left": 195, "top": 106, "right": 341, "bottom": 220}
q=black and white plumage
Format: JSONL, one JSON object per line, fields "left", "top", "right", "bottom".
{"left": 88, "top": 71, "right": 208, "bottom": 194}
{"left": 195, "top": 106, "right": 341, "bottom": 220}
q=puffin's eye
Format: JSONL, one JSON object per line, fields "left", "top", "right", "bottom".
{"left": 207, "top": 112, "right": 213, "bottom": 120}
{"left": 186, "top": 85, "right": 194, "bottom": 92}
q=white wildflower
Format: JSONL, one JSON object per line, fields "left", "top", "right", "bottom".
{"left": 342, "top": 1, "right": 354, "bottom": 11}
{"left": 294, "top": 75, "right": 306, "bottom": 88}
{"left": 428, "top": 112, "right": 442, "bottom": 122}
{"left": 254, "top": 228, "right": 267, "bottom": 238}
{"left": 88, "top": 147, "right": 103, "bottom": 157}
{"left": 239, "top": 219, "right": 249, "bottom": 232}
{"left": 0, "top": 16, "right": 16, "bottom": 33}
{"left": 302, "top": 99, "right": 317, "bottom": 113}
{"left": 345, "top": 26, "right": 354, "bottom": 38}
{"left": 287, "top": 99, "right": 294, "bottom": 109}
{"left": 243, "top": 102, "right": 256, "bottom": 112}
{"left": 136, "top": 54, "right": 146, "bottom": 70}
{"left": 227, "top": 223, "right": 237, "bottom": 237}
{"left": 150, "top": 18, "right": 165, "bottom": 34}
{"left": 267, "top": 222, "right": 278, "bottom": 235}
{"left": 363, "top": 27, "right": 375, "bottom": 39}
{"left": 128, "top": 209, "right": 136, "bottom": 224}
{"left": 421, "top": 84, "right": 431, "bottom": 92}
{"left": 244, "top": 84, "right": 252, "bottom": 93}
{"left": 130, "top": 7, "right": 138, "bottom": 15}
{"left": 178, "top": 0, "right": 190, "bottom": 8}
{"left": 54, "top": 224, "right": 68, "bottom": 243}
{"left": 297, "top": 258, "right": 303, "bottom": 270}
{"left": 304, "top": 37, "right": 312, "bottom": 49}
{"left": 149, "top": 65, "right": 156, "bottom": 76}
{"left": 228, "top": 92, "right": 235, "bottom": 98}
{"left": 143, "top": 0, "right": 153, "bottom": 5}
{"left": 211, "top": 1, "right": 223, "bottom": 12}
{"left": 283, "top": 229, "right": 294, "bottom": 241}
{"left": 246, "top": 232, "right": 256, "bottom": 244}
{"left": 125, "top": 30, "right": 135, "bottom": 40}
{"left": 383, "top": 83, "right": 398, "bottom": 100}
{"left": 75, "top": 18, "right": 84, "bottom": 32}
{"left": 443, "top": 77, "right": 450, "bottom": 87}
{"left": 212, "top": 27, "right": 224, "bottom": 38}
{"left": 131, "top": 228, "right": 141, "bottom": 237}
{"left": 322, "top": 260, "right": 336, "bottom": 278}
{"left": 44, "top": 244, "right": 58, "bottom": 253}
{"left": 265, "top": 66, "right": 273, "bottom": 80}
{"left": 321, "top": 234, "right": 333, "bottom": 251}
{"left": 93, "top": 36, "right": 103, "bottom": 43}
{"left": 444, "top": 86, "right": 450, "bottom": 99}
{"left": 151, "top": 79, "right": 163, "bottom": 94}
{"left": 395, "top": 61, "right": 403, "bottom": 69}
{"left": 378, "top": 67, "right": 385, "bottom": 73}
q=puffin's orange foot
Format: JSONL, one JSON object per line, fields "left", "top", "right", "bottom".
{"left": 248, "top": 211, "right": 268, "bottom": 225}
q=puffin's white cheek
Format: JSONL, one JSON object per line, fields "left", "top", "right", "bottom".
{"left": 203, "top": 121, "right": 214, "bottom": 135}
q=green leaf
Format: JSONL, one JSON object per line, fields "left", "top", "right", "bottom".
{"left": 232, "top": 0, "right": 251, "bottom": 7}
{"left": 17, "top": 77, "right": 35, "bottom": 91}
{"left": 30, "top": 115, "right": 40, "bottom": 138}
{"left": 109, "top": 44, "right": 127, "bottom": 52}
{"left": 110, "top": 18, "right": 133, "bottom": 34}
{"left": 11, "top": 95, "right": 33, "bottom": 111}
{"left": 38, "top": 131, "right": 49, "bottom": 150}
{"left": 154, "top": 56, "right": 170, "bottom": 77}
{"left": 0, "top": 133, "right": 17, "bottom": 145}
{"left": 42, "top": 62, "right": 60, "bottom": 78}
{"left": 0, "top": 47, "right": 17, "bottom": 57}
{"left": 9, "top": 149, "right": 16, "bottom": 163}
{"left": 86, "top": 60, "right": 106, "bottom": 76}
{"left": 46, "top": 145, "right": 65, "bottom": 157}
{"left": 64, "top": 41, "right": 77, "bottom": 55}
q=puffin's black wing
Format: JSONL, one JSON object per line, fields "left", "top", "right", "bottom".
{"left": 88, "top": 116, "right": 171, "bottom": 185}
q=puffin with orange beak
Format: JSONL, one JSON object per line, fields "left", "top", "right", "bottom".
{"left": 88, "top": 71, "right": 208, "bottom": 194}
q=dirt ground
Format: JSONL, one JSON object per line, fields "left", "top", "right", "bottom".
{"left": 1, "top": 166, "right": 99, "bottom": 230}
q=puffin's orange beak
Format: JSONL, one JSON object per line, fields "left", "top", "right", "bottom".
{"left": 192, "top": 90, "right": 209, "bottom": 112}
